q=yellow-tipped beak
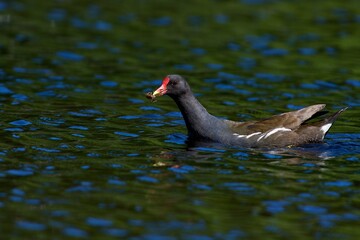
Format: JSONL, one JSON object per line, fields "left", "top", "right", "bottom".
{"left": 152, "top": 76, "right": 170, "bottom": 97}
{"left": 153, "top": 85, "right": 167, "bottom": 97}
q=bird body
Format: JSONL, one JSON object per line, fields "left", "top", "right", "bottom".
{"left": 149, "top": 75, "right": 347, "bottom": 148}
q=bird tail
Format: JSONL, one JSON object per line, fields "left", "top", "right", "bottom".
{"left": 316, "top": 107, "right": 348, "bottom": 135}
{"left": 324, "top": 107, "right": 347, "bottom": 124}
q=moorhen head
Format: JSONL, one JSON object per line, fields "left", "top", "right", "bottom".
{"left": 153, "top": 74, "right": 191, "bottom": 99}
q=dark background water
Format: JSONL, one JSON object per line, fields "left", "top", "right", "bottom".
{"left": 0, "top": 0, "right": 359, "bottom": 239}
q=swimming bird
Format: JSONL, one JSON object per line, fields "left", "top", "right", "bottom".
{"left": 147, "top": 74, "right": 347, "bottom": 148}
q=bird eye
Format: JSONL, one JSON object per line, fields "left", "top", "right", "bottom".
{"left": 171, "top": 81, "right": 178, "bottom": 86}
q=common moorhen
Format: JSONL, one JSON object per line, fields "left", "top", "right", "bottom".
{"left": 148, "top": 74, "right": 347, "bottom": 148}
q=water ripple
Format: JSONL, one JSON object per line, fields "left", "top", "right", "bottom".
{"left": 9, "top": 120, "right": 32, "bottom": 126}
{"left": 16, "top": 220, "right": 46, "bottom": 231}
{"left": 6, "top": 169, "right": 34, "bottom": 177}
{"left": 56, "top": 51, "right": 84, "bottom": 61}
{"left": 86, "top": 217, "right": 113, "bottom": 227}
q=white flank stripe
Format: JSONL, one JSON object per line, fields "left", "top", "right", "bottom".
{"left": 234, "top": 132, "right": 262, "bottom": 139}
{"left": 246, "top": 132, "right": 262, "bottom": 139}
{"left": 257, "top": 127, "right": 291, "bottom": 142}
{"left": 264, "top": 127, "right": 291, "bottom": 139}
{"left": 321, "top": 123, "right": 332, "bottom": 133}
{"left": 233, "top": 133, "right": 246, "bottom": 138}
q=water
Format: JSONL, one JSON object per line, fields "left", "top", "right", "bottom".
{"left": 1, "top": 0, "right": 360, "bottom": 239}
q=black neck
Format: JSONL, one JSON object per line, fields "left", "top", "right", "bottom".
{"left": 170, "top": 92, "right": 228, "bottom": 141}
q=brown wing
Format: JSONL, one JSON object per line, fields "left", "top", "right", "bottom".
{"left": 225, "top": 104, "right": 326, "bottom": 135}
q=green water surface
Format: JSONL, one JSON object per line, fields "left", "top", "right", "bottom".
{"left": 0, "top": 0, "right": 359, "bottom": 239}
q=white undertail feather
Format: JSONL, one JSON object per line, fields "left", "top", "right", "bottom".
{"left": 320, "top": 123, "right": 332, "bottom": 137}
{"left": 321, "top": 123, "right": 333, "bottom": 140}
{"left": 321, "top": 123, "right": 332, "bottom": 134}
